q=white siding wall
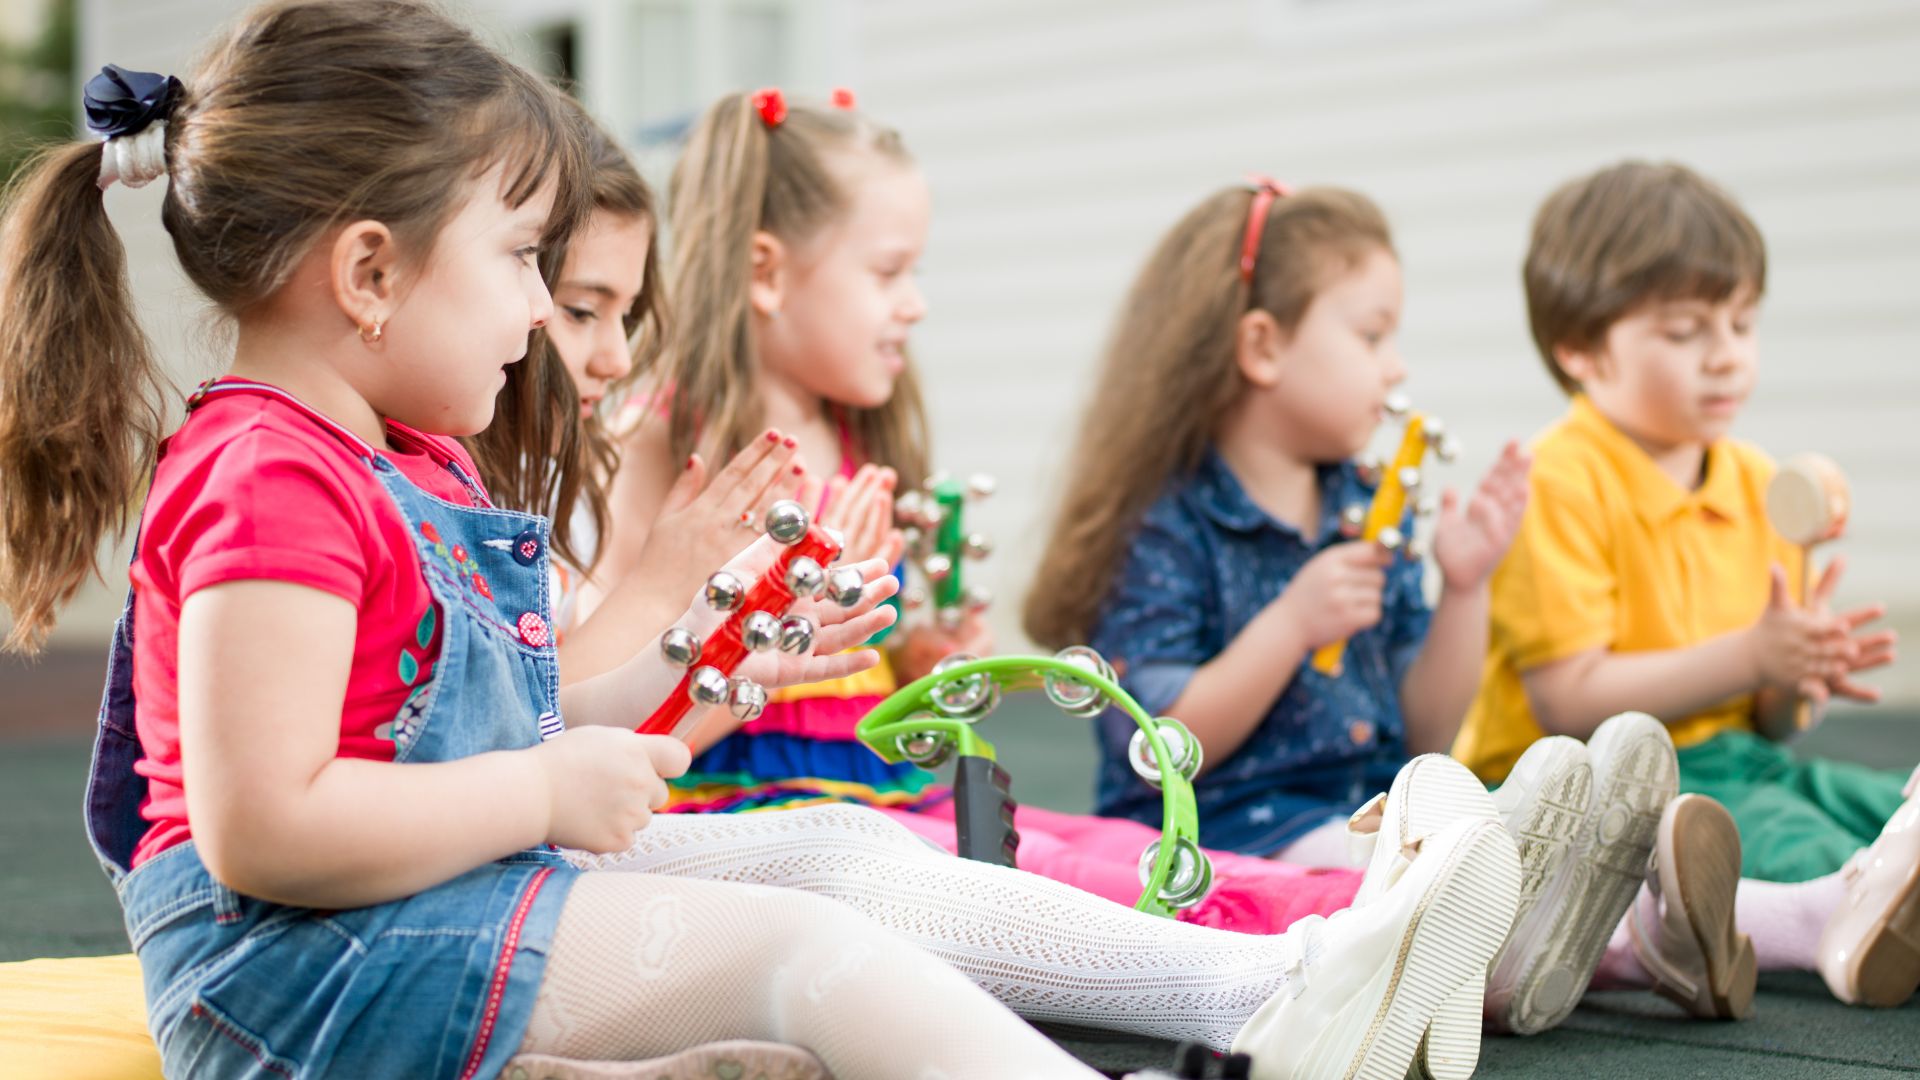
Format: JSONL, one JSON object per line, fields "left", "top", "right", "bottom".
{"left": 850, "top": 0, "right": 1920, "bottom": 700}
{"left": 56, "top": 0, "right": 1920, "bottom": 703}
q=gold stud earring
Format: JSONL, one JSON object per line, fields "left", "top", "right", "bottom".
{"left": 360, "top": 320, "right": 384, "bottom": 344}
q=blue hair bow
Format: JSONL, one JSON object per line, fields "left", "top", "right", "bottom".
{"left": 84, "top": 64, "right": 182, "bottom": 140}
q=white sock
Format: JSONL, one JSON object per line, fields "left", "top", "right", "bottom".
{"left": 1591, "top": 872, "right": 1846, "bottom": 988}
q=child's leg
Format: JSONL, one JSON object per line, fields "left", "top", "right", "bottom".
{"left": 1779, "top": 755, "right": 1911, "bottom": 853}
{"left": 897, "top": 802, "right": 1365, "bottom": 935}
{"left": 1594, "top": 872, "right": 1845, "bottom": 985}
{"left": 576, "top": 804, "right": 1327, "bottom": 1048}
{"left": 1678, "top": 733, "right": 1903, "bottom": 882}
{"left": 518, "top": 872, "right": 1101, "bottom": 1079}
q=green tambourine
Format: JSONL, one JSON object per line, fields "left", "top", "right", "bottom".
{"left": 856, "top": 647, "right": 1211, "bottom": 919}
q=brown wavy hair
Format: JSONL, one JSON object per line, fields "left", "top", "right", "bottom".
{"left": 651, "top": 91, "right": 928, "bottom": 484}
{"left": 1025, "top": 185, "right": 1394, "bottom": 649}
{"left": 465, "top": 98, "right": 665, "bottom": 573}
{"left": 0, "top": 0, "right": 589, "bottom": 652}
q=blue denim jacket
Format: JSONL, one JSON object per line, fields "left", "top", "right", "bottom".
{"left": 1089, "top": 449, "right": 1431, "bottom": 855}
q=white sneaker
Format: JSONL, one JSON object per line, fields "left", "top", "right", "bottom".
{"left": 1346, "top": 754, "right": 1499, "bottom": 1080}
{"left": 1818, "top": 763, "right": 1920, "bottom": 1007}
{"left": 1486, "top": 712, "right": 1676, "bottom": 1035}
{"left": 1233, "top": 817, "right": 1520, "bottom": 1080}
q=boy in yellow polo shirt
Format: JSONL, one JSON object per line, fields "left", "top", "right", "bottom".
{"left": 1458, "top": 160, "right": 1918, "bottom": 1010}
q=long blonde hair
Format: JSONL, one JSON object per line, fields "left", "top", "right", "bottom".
{"left": 650, "top": 91, "right": 928, "bottom": 484}
{"left": 0, "top": 0, "right": 588, "bottom": 652}
{"left": 1025, "top": 185, "right": 1393, "bottom": 649}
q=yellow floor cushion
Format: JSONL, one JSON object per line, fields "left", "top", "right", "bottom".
{"left": 0, "top": 954, "right": 162, "bottom": 1080}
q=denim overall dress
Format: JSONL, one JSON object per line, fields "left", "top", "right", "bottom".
{"left": 84, "top": 380, "right": 581, "bottom": 1079}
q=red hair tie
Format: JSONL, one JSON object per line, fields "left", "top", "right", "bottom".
{"left": 829, "top": 87, "right": 857, "bottom": 110}
{"left": 751, "top": 87, "right": 787, "bottom": 128}
{"left": 1238, "top": 173, "right": 1296, "bottom": 285}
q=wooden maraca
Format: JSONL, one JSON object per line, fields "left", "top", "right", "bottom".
{"left": 1759, "top": 453, "right": 1851, "bottom": 739}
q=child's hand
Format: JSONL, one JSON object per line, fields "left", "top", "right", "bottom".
{"left": 1276, "top": 540, "right": 1393, "bottom": 649}
{"left": 735, "top": 556, "right": 901, "bottom": 689}
{"left": 676, "top": 535, "right": 902, "bottom": 691}
{"left": 531, "top": 727, "right": 691, "bottom": 853}
{"left": 632, "top": 429, "right": 804, "bottom": 602}
{"left": 1804, "top": 556, "right": 1899, "bottom": 704}
{"left": 1747, "top": 564, "right": 1856, "bottom": 699}
{"left": 892, "top": 613, "right": 996, "bottom": 683}
{"left": 808, "top": 464, "right": 904, "bottom": 567}
{"left": 1432, "top": 440, "right": 1531, "bottom": 590}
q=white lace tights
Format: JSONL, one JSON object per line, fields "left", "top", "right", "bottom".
{"left": 556, "top": 805, "right": 1303, "bottom": 1049}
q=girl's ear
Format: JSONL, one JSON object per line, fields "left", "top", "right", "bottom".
{"left": 1234, "top": 308, "right": 1289, "bottom": 388}
{"left": 749, "top": 230, "right": 787, "bottom": 318}
{"left": 330, "top": 219, "right": 399, "bottom": 335}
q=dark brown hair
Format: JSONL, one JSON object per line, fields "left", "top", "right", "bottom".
{"left": 1525, "top": 160, "right": 1767, "bottom": 395}
{"left": 0, "top": 0, "right": 590, "bottom": 651}
{"left": 1026, "top": 185, "right": 1393, "bottom": 649}
{"left": 652, "top": 91, "right": 928, "bottom": 485}
{"left": 465, "top": 98, "right": 664, "bottom": 573}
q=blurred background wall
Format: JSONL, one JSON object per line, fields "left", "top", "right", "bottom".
{"left": 6, "top": 0, "right": 1918, "bottom": 711}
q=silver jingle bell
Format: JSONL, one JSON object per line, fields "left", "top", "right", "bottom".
{"left": 727, "top": 677, "right": 768, "bottom": 721}
{"left": 704, "top": 570, "right": 745, "bottom": 612}
{"left": 824, "top": 565, "right": 865, "bottom": 608}
{"left": 961, "top": 533, "right": 993, "bottom": 560}
{"left": 1435, "top": 435, "right": 1462, "bottom": 463}
{"left": 1421, "top": 417, "right": 1446, "bottom": 442}
{"left": 1044, "top": 645, "right": 1113, "bottom": 717}
{"left": 1163, "top": 840, "right": 1214, "bottom": 908}
{"left": 785, "top": 556, "right": 825, "bottom": 598}
{"left": 922, "top": 553, "right": 954, "bottom": 583}
{"left": 894, "top": 491, "right": 928, "bottom": 528}
{"left": 966, "top": 474, "right": 997, "bottom": 500}
{"left": 741, "top": 610, "right": 780, "bottom": 652}
{"left": 1383, "top": 392, "right": 1412, "bottom": 418}
{"left": 936, "top": 606, "right": 965, "bottom": 632}
{"left": 924, "top": 470, "right": 951, "bottom": 490}
{"left": 920, "top": 502, "right": 946, "bottom": 529}
{"left": 1415, "top": 495, "right": 1440, "bottom": 518}
{"left": 1375, "top": 525, "right": 1405, "bottom": 553}
{"left": 895, "top": 712, "right": 952, "bottom": 766}
{"left": 764, "top": 499, "right": 811, "bottom": 545}
{"left": 1355, "top": 457, "right": 1384, "bottom": 488}
{"left": 1397, "top": 466, "right": 1422, "bottom": 493}
{"left": 688, "top": 665, "right": 730, "bottom": 707}
{"left": 1128, "top": 717, "right": 1203, "bottom": 786}
{"left": 660, "top": 627, "right": 702, "bottom": 667}
{"left": 902, "top": 586, "right": 929, "bottom": 611}
{"left": 1404, "top": 538, "right": 1428, "bottom": 562}
{"left": 1136, "top": 837, "right": 1212, "bottom": 908}
{"left": 1338, "top": 504, "right": 1367, "bottom": 539}
{"left": 929, "top": 652, "right": 1000, "bottom": 721}
{"left": 963, "top": 584, "right": 993, "bottom": 613}
{"left": 777, "top": 614, "right": 815, "bottom": 655}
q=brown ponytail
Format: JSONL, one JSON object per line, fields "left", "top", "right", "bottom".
{"left": 0, "top": 141, "right": 167, "bottom": 652}
{"left": 0, "top": 0, "right": 590, "bottom": 652}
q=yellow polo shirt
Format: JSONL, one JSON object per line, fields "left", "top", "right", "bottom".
{"left": 1455, "top": 396, "right": 1802, "bottom": 784}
